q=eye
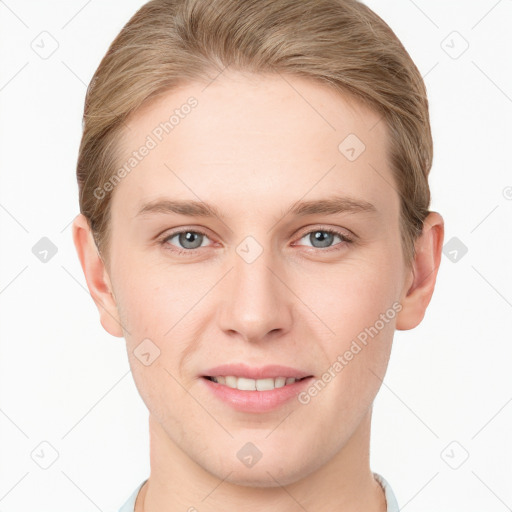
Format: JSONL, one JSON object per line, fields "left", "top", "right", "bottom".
{"left": 295, "top": 227, "right": 354, "bottom": 250}
{"left": 160, "top": 229, "right": 212, "bottom": 253}
{"left": 158, "top": 226, "right": 354, "bottom": 256}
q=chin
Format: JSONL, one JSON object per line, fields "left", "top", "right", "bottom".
{"left": 206, "top": 455, "right": 314, "bottom": 489}
{"left": 224, "top": 469, "right": 300, "bottom": 488}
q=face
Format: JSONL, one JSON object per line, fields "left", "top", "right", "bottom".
{"left": 103, "top": 71, "right": 412, "bottom": 486}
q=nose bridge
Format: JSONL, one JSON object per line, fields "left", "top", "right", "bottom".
{"left": 218, "top": 235, "right": 292, "bottom": 341}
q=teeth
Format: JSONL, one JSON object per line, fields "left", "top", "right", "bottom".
{"left": 209, "top": 376, "right": 300, "bottom": 391}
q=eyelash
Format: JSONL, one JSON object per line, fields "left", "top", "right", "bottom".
{"left": 158, "top": 226, "right": 354, "bottom": 256}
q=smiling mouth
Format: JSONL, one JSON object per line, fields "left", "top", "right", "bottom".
{"left": 203, "top": 375, "right": 311, "bottom": 391}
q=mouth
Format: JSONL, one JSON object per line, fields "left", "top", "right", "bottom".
{"left": 200, "top": 366, "right": 315, "bottom": 412}
{"left": 202, "top": 375, "right": 312, "bottom": 391}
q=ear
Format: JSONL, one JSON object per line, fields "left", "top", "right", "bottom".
{"left": 71, "top": 213, "right": 124, "bottom": 338}
{"left": 396, "top": 211, "right": 444, "bottom": 331}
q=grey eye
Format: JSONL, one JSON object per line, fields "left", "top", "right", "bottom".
{"left": 299, "top": 230, "right": 343, "bottom": 249}
{"left": 166, "top": 231, "right": 208, "bottom": 250}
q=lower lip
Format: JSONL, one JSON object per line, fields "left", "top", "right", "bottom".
{"left": 201, "top": 376, "right": 314, "bottom": 413}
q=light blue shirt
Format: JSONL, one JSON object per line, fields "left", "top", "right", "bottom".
{"left": 118, "top": 472, "right": 399, "bottom": 511}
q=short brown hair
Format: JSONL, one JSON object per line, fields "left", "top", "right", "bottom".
{"left": 77, "top": 0, "right": 432, "bottom": 269}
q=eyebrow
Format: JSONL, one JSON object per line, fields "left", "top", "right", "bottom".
{"left": 136, "top": 195, "right": 377, "bottom": 220}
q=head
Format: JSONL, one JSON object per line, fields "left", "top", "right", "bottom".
{"left": 73, "top": 0, "right": 443, "bottom": 487}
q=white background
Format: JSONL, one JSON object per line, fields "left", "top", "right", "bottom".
{"left": 0, "top": 0, "right": 511, "bottom": 511}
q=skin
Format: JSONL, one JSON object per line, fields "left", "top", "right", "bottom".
{"left": 73, "top": 70, "right": 444, "bottom": 512}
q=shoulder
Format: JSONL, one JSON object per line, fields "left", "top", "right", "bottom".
{"left": 374, "top": 472, "right": 400, "bottom": 512}
{"left": 117, "top": 479, "right": 148, "bottom": 512}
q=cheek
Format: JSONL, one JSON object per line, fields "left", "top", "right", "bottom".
{"left": 291, "top": 255, "right": 399, "bottom": 405}
{"left": 298, "top": 271, "right": 397, "bottom": 432}
{"left": 296, "top": 254, "right": 401, "bottom": 342}
{"left": 113, "top": 259, "right": 212, "bottom": 391}
{"left": 113, "top": 255, "right": 201, "bottom": 335}
{"left": 117, "top": 275, "right": 198, "bottom": 423}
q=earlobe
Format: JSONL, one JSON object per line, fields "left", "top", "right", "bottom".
{"left": 396, "top": 212, "right": 445, "bottom": 331}
{"left": 71, "top": 213, "right": 125, "bottom": 338}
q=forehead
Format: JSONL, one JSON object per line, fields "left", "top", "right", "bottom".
{"left": 111, "top": 71, "right": 398, "bottom": 224}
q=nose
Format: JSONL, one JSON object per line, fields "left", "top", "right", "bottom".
{"left": 217, "top": 240, "right": 294, "bottom": 343}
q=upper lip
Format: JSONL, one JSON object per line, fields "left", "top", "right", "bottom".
{"left": 202, "top": 363, "right": 313, "bottom": 380}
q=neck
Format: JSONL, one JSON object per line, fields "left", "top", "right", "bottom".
{"left": 136, "top": 408, "right": 386, "bottom": 512}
